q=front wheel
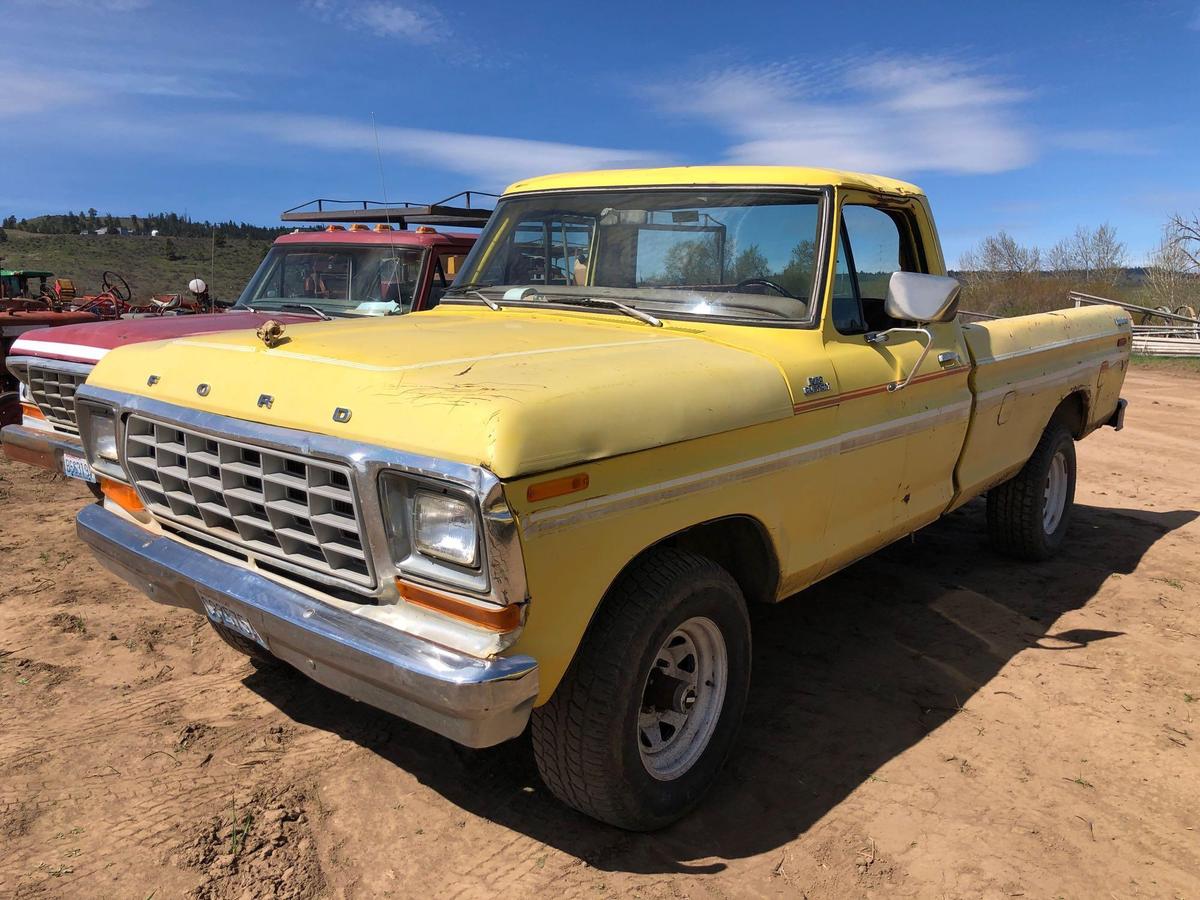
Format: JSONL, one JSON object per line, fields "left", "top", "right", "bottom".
{"left": 209, "top": 620, "right": 282, "bottom": 668}
{"left": 531, "top": 548, "right": 751, "bottom": 830}
{"left": 0, "top": 391, "right": 20, "bottom": 429}
{"left": 987, "top": 419, "right": 1077, "bottom": 560}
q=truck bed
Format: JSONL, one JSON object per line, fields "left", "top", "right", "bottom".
{"left": 952, "top": 305, "right": 1130, "bottom": 506}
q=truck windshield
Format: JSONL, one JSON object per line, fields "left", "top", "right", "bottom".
{"left": 235, "top": 245, "right": 424, "bottom": 316}
{"left": 447, "top": 189, "right": 824, "bottom": 323}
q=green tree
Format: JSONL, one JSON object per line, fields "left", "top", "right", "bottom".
{"left": 657, "top": 237, "right": 734, "bottom": 285}
{"left": 730, "top": 244, "right": 769, "bottom": 282}
{"left": 779, "top": 239, "right": 817, "bottom": 296}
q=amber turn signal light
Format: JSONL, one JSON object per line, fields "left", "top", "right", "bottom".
{"left": 396, "top": 579, "right": 522, "bottom": 632}
{"left": 20, "top": 402, "right": 45, "bottom": 420}
{"left": 100, "top": 476, "right": 144, "bottom": 514}
{"left": 526, "top": 472, "right": 589, "bottom": 503}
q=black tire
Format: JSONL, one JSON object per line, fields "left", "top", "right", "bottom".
{"left": 209, "top": 620, "right": 281, "bottom": 668}
{"left": 0, "top": 391, "right": 19, "bottom": 429}
{"left": 987, "top": 419, "right": 1077, "bottom": 561}
{"left": 531, "top": 548, "right": 751, "bottom": 830}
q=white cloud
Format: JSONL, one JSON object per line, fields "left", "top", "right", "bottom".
{"left": 653, "top": 56, "right": 1036, "bottom": 176}
{"left": 0, "top": 68, "right": 240, "bottom": 114}
{"left": 224, "top": 113, "right": 671, "bottom": 186}
{"left": 303, "top": 0, "right": 444, "bottom": 42}
{"left": 0, "top": 72, "right": 94, "bottom": 114}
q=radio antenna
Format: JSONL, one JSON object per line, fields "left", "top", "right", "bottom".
{"left": 371, "top": 112, "right": 405, "bottom": 311}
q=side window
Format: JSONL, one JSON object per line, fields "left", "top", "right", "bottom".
{"left": 836, "top": 204, "right": 919, "bottom": 334}
{"left": 427, "top": 252, "right": 470, "bottom": 307}
{"left": 439, "top": 252, "right": 468, "bottom": 283}
{"left": 843, "top": 205, "right": 902, "bottom": 300}
{"left": 831, "top": 230, "right": 865, "bottom": 334}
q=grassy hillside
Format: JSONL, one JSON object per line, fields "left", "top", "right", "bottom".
{"left": 0, "top": 229, "right": 273, "bottom": 302}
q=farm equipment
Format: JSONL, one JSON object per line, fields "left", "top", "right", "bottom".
{"left": 1, "top": 266, "right": 131, "bottom": 427}
{"left": 3, "top": 194, "right": 490, "bottom": 475}
{"left": 1071, "top": 292, "right": 1200, "bottom": 357}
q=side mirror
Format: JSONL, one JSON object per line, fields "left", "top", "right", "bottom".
{"left": 884, "top": 272, "right": 961, "bottom": 323}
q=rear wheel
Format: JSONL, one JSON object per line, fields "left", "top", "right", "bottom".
{"left": 531, "top": 548, "right": 751, "bottom": 830}
{"left": 987, "top": 419, "right": 1077, "bottom": 560}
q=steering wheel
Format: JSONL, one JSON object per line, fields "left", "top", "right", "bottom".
{"left": 735, "top": 277, "right": 798, "bottom": 299}
{"left": 101, "top": 271, "right": 132, "bottom": 302}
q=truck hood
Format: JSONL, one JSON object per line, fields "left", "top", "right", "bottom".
{"left": 9, "top": 311, "right": 312, "bottom": 365}
{"left": 86, "top": 307, "right": 794, "bottom": 478}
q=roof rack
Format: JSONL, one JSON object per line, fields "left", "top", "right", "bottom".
{"left": 280, "top": 191, "right": 498, "bottom": 228}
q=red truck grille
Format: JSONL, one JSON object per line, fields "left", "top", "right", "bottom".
{"left": 28, "top": 365, "right": 88, "bottom": 433}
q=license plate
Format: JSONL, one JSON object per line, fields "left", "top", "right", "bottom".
{"left": 202, "top": 598, "right": 266, "bottom": 648}
{"left": 62, "top": 453, "right": 97, "bottom": 484}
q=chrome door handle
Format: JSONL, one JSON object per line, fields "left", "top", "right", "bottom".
{"left": 937, "top": 351, "right": 960, "bottom": 368}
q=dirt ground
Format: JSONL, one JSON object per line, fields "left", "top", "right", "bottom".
{"left": 1, "top": 367, "right": 1197, "bottom": 899}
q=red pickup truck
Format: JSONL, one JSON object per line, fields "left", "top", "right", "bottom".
{"left": 3, "top": 204, "right": 483, "bottom": 486}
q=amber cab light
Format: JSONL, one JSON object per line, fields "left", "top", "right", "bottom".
{"left": 527, "top": 472, "right": 589, "bottom": 503}
{"left": 415, "top": 225, "right": 436, "bottom": 234}
{"left": 324, "top": 224, "right": 345, "bottom": 232}
{"left": 373, "top": 223, "right": 394, "bottom": 231}
{"left": 100, "top": 476, "right": 144, "bottom": 514}
{"left": 396, "top": 579, "right": 522, "bottom": 632}
{"left": 349, "top": 223, "right": 369, "bottom": 231}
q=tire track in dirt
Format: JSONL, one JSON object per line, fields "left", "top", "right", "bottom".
{"left": 0, "top": 663, "right": 352, "bottom": 896}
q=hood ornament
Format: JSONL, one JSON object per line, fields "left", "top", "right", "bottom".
{"left": 256, "top": 320, "right": 286, "bottom": 348}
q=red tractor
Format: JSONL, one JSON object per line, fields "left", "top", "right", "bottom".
{"left": 1, "top": 267, "right": 114, "bottom": 427}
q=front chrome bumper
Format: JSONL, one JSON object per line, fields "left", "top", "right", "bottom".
{"left": 77, "top": 504, "right": 539, "bottom": 748}
{"left": 1, "top": 422, "right": 83, "bottom": 473}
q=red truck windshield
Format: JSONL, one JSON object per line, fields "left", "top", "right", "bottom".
{"left": 236, "top": 244, "right": 424, "bottom": 316}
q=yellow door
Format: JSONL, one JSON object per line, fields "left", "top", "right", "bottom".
{"left": 816, "top": 199, "right": 972, "bottom": 576}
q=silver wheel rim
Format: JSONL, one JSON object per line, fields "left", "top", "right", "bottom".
{"left": 1043, "top": 449, "right": 1068, "bottom": 534}
{"left": 637, "top": 616, "right": 728, "bottom": 782}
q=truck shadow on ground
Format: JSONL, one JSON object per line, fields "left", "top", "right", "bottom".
{"left": 244, "top": 499, "right": 1196, "bottom": 875}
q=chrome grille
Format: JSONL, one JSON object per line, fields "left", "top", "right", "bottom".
{"left": 29, "top": 365, "right": 89, "bottom": 433}
{"left": 124, "top": 415, "right": 374, "bottom": 590}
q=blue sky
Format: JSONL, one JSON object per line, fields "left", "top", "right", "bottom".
{"left": 3, "top": 0, "right": 1198, "bottom": 265}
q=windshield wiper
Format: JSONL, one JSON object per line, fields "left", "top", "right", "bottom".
{"left": 465, "top": 289, "right": 501, "bottom": 311}
{"left": 554, "top": 296, "right": 662, "bottom": 327}
{"left": 443, "top": 281, "right": 498, "bottom": 297}
{"left": 278, "top": 303, "right": 334, "bottom": 320}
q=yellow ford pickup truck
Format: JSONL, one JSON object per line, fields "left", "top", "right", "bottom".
{"left": 72, "top": 166, "right": 1129, "bottom": 829}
